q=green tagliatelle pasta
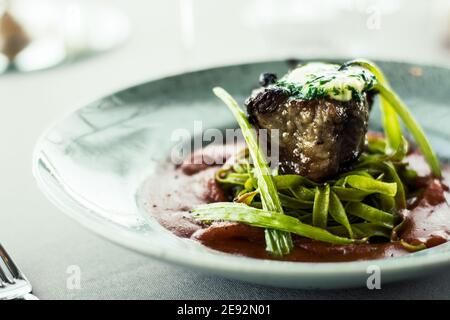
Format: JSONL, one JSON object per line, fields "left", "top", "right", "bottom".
{"left": 312, "top": 185, "right": 330, "bottom": 229}
{"left": 345, "top": 202, "right": 395, "bottom": 229}
{"left": 200, "top": 145, "right": 404, "bottom": 244}
{"left": 329, "top": 192, "right": 353, "bottom": 238}
{"left": 344, "top": 175, "right": 397, "bottom": 197}
{"left": 193, "top": 60, "right": 439, "bottom": 254}
{"left": 193, "top": 203, "right": 355, "bottom": 245}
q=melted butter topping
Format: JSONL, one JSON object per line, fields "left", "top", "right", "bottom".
{"left": 275, "top": 62, "right": 376, "bottom": 102}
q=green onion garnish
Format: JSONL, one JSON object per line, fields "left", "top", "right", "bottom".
{"left": 342, "top": 59, "right": 403, "bottom": 152}
{"left": 212, "top": 87, "right": 293, "bottom": 256}
{"left": 375, "top": 83, "right": 441, "bottom": 177}
{"left": 344, "top": 59, "right": 441, "bottom": 178}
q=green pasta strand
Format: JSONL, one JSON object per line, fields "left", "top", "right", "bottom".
{"left": 345, "top": 175, "right": 397, "bottom": 197}
{"left": 313, "top": 185, "right": 330, "bottom": 229}
{"left": 346, "top": 202, "right": 395, "bottom": 229}
{"left": 213, "top": 87, "right": 293, "bottom": 255}
{"left": 329, "top": 191, "right": 353, "bottom": 238}
{"left": 193, "top": 202, "right": 354, "bottom": 245}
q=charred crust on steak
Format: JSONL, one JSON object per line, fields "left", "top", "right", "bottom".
{"left": 245, "top": 87, "right": 289, "bottom": 124}
{"left": 245, "top": 64, "right": 374, "bottom": 181}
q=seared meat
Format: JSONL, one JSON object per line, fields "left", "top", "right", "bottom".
{"left": 246, "top": 73, "right": 372, "bottom": 181}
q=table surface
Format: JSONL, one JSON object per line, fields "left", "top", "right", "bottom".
{"left": 1, "top": 0, "right": 450, "bottom": 299}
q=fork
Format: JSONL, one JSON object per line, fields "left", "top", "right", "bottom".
{"left": 0, "top": 244, "right": 38, "bottom": 300}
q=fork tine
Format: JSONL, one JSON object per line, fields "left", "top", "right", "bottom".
{"left": 0, "top": 244, "right": 36, "bottom": 300}
{"left": 0, "top": 245, "right": 18, "bottom": 284}
{"left": 0, "top": 245, "right": 19, "bottom": 277}
{"left": 0, "top": 266, "right": 7, "bottom": 285}
{"left": 0, "top": 257, "right": 15, "bottom": 284}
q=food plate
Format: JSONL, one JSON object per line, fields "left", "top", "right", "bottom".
{"left": 33, "top": 60, "right": 450, "bottom": 289}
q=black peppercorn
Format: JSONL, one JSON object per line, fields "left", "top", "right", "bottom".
{"left": 259, "top": 72, "right": 278, "bottom": 87}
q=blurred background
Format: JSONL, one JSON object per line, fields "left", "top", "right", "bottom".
{"left": 2, "top": 0, "right": 450, "bottom": 76}
{"left": 1, "top": 0, "right": 450, "bottom": 299}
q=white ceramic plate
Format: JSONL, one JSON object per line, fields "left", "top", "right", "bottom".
{"left": 33, "top": 60, "right": 450, "bottom": 289}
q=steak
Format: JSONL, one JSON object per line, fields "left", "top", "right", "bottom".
{"left": 246, "top": 69, "right": 373, "bottom": 181}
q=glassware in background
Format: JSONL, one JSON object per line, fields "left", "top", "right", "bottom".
{"left": 434, "top": 0, "right": 450, "bottom": 52}
{"left": 0, "top": 0, "right": 130, "bottom": 74}
{"left": 176, "top": 0, "right": 450, "bottom": 69}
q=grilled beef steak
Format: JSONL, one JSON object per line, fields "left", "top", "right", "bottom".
{"left": 246, "top": 64, "right": 373, "bottom": 181}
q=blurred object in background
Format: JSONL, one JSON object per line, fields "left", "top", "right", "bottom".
{"left": 176, "top": 0, "right": 450, "bottom": 69}
{"left": 437, "top": 0, "right": 450, "bottom": 50}
{"left": 0, "top": 0, "right": 130, "bottom": 74}
{"left": 0, "top": 6, "right": 29, "bottom": 61}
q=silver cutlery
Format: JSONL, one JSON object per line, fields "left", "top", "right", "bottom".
{"left": 0, "top": 243, "right": 38, "bottom": 300}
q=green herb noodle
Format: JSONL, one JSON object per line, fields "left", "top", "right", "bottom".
{"left": 192, "top": 60, "right": 440, "bottom": 255}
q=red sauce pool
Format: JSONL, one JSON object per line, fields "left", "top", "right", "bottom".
{"left": 145, "top": 143, "right": 450, "bottom": 262}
